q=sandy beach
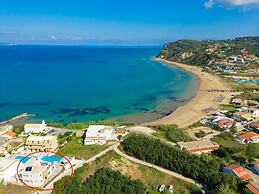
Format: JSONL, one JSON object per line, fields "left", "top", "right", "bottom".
{"left": 144, "top": 58, "right": 235, "bottom": 128}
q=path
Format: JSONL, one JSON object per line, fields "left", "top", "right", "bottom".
{"left": 114, "top": 146, "right": 207, "bottom": 193}
{"left": 37, "top": 142, "right": 120, "bottom": 194}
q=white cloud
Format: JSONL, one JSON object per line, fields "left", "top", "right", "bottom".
{"left": 204, "top": 0, "right": 259, "bottom": 8}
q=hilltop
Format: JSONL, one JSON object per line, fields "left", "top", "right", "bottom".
{"left": 159, "top": 36, "right": 259, "bottom": 73}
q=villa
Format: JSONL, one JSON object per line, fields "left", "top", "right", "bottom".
{"left": 177, "top": 139, "right": 219, "bottom": 155}
{"left": 0, "top": 125, "right": 13, "bottom": 136}
{"left": 212, "top": 116, "right": 235, "bottom": 129}
{"left": 236, "top": 132, "right": 259, "bottom": 144}
{"left": 24, "top": 120, "right": 48, "bottom": 134}
{"left": 245, "top": 182, "right": 259, "bottom": 194}
{"left": 25, "top": 136, "right": 58, "bottom": 152}
{"left": 18, "top": 156, "right": 63, "bottom": 188}
{"left": 2, "top": 131, "right": 16, "bottom": 139}
{"left": 84, "top": 125, "right": 127, "bottom": 145}
{"left": 223, "top": 164, "right": 252, "bottom": 180}
{"left": 84, "top": 125, "right": 114, "bottom": 145}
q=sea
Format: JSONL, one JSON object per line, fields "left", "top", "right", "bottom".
{"left": 0, "top": 45, "right": 200, "bottom": 124}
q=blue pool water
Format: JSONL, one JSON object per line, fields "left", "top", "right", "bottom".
{"left": 41, "top": 156, "right": 62, "bottom": 163}
{"left": 0, "top": 45, "right": 199, "bottom": 124}
{"left": 16, "top": 156, "right": 31, "bottom": 164}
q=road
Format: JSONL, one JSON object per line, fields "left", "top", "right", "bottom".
{"left": 37, "top": 142, "right": 120, "bottom": 194}
{"left": 114, "top": 146, "right": 207, "bottom": 193}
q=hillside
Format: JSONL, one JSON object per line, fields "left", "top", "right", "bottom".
{"left": 159, "top": 36, "right": 259, "bottom": 72}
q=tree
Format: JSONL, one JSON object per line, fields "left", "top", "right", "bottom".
{"left": 217, "top": 184, "right": 236, "bottom": 194}
{"left": 245, "top": 143, "right": 258, "bottom": 159}
{"left": 122, "top": 134, "right": 240, "bottom": 191}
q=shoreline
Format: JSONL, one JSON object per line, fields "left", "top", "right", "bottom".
{"left": 0, "top": 113, "right": 35, "bottom": 126}
{"left": 143, "top": 58, "right": 234, "bottom": 128}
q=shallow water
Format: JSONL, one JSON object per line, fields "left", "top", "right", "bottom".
{"left": 0, "top": 45, "right": 199, "bottom": 124}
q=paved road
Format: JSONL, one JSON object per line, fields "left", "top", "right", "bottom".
{"left": 114, "top": 146, "right": 207, "bottom": 193}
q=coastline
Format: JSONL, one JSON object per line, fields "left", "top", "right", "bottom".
{"left": 144, "top": 58, "right": 234, "bottom": 128}
{"left": 0, "top": 113, "right": 35, "bottom": 125}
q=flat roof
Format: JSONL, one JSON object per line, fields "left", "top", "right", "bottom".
{"left": 177, "top": 139, "right": 219, "bottom": 152}
{"left": 27, "top": 135, "right": 57, "bottom": 142}
{"left": 86, "top": 125, "right": 113, "bottom": 134}
{"left": 24, "top": 124, "right": 42, "bottom": 128}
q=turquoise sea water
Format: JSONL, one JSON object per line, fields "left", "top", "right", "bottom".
{"left": 0, "top": 45, "right": 199, "bottom": 124}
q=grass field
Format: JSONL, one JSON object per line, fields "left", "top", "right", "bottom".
{"left": 0, "top": 184, "right": 32, "bottom": 194}
{"left": 212, "top": 136, "right": 243, "bottom": 149}
{"left": 58, "top": 141, "right": 112, "bottom": 159}
{"left": 56, "top": 150, "right": 202, "bottom": 194}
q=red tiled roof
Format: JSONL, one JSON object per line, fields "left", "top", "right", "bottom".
{"left": 189, "top": 145, "right": 219, "bottom": 152}
{"left": 251, "top": 122, "right": 259, "bottom": 128}
{"left": 3, "top": 131, "right": 16, "bottom": 137}
{"left": 239, "top": 132, "right": 259, "bottom": 140}
{"left": 225, "top": 165, "right": 252, "bottom": 180}
{"left": 215, "top": 118, "right": 234, "bottom": 128}
{"left": 246, "top": 182, "right": 259, "bottom": 194}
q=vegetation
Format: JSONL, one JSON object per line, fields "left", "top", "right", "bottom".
{"left": 215, "top": 184, "right": 236, "bottom": 194}
{"left": 0, "top": 184, "right": 31, "bottom": 194}
{"left": 212, "top": 132, "right": 259, "bottom": 166}
{"left": 12, "top": 125, "right": 24, "bottom": 135}
{"left": 122, "top": 134, "right": 243, "bottom": 192}
{"left": 49, "top": 120, "right": 117, "bottom": 130}
{"left": 154, "top": 125, "right": 192, "bottom": 143}
{"left": 58, "top": 140, "right": 110, "bottom": 160}
{"left": 219, "top": 104, "right": 240, "bottom": 112}
{"left": 53, "top": 149, "right": 202, "bottom": 194}
{"left": 53, "top": 168, "right": 144, "bottom": 194}
{"left": 195, "top": 130, "right": 207, "bottom": 138}
{"left": 160, "top": 36, "right": 259, "bottom": 68}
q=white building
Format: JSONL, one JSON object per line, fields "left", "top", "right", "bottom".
{"left": 248, "top": 108, "right": 259, "bottom": 119}
{"left": 0, "top": 125, "right": 13, "bottom": 136}
{"left": 24, "top": 120, "right": 47, "bottom": 134}
{"left": 84, "top": 125, "right": 115, "bottom": 145}
{"left": 18, "top": 156, "right": 63, "bottom": 188}
{"left": 236, "top": 132, "right": 259, "bottom": 143}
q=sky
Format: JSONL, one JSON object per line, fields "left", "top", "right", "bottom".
{"left": 0, "top": 0, "right": 259, "bottom": 45}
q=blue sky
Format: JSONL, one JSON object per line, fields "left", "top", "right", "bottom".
{"left": 0, "top": 0, "right": 258, "bottom": 45}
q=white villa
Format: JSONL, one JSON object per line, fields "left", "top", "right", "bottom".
{"left": 84, "top": 125, "right": 114, "bottom": 145}
{"left": 84, "top": 125, "right": 127, "bottom": 145}
{"left": 24, "top": 120, "right": 48, "bottom": 134}
{"left": 0, "top": 152, "right": 83, "bottom": 189}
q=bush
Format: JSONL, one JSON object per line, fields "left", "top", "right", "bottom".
{"left": 156, "top": 125, "right": 192, "bottom": 143}
{"left": 122, "top": 134, "right": 240, "bottom": 191}
{"left": 195, "top": 130, "right": 206, "bottom": 138}
{"left": 53, "top": 168, "right": 144, "bottom": 194}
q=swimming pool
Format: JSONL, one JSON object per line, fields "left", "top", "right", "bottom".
{"left": 41, "top": 156, "right": 62, "bottom": 163}
{"left": 16, "top": 156, "right": 31, "bottom": 164}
